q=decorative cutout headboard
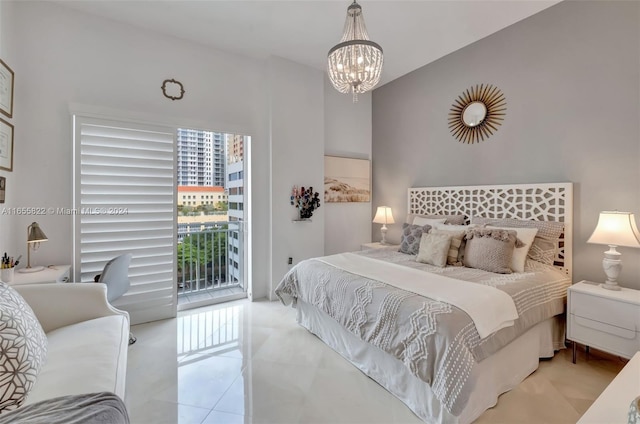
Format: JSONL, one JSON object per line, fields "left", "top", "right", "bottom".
{"left": 408, "top": 182, "right": 573, "bottom": 277}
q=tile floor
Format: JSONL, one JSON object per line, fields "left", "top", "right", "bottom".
{"left": 126, "top": 299, "right": 627, "bottom": 424}
{"left": 177, "top": 285, "right": 245, "bottom": 306}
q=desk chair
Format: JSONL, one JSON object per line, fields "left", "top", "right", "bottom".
{"left": 95, "top": 253, "right": 136, "bottom": 345}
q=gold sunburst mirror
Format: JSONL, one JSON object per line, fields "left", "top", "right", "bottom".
{"left": 448, "top": 84, "right": 506, "bottom": 144}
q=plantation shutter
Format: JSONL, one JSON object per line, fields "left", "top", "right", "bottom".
{"left": 73, "top": 115, "right": 176, "bottom": 324}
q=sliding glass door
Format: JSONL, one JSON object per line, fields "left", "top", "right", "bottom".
{"left": 176, "top": 130, "right": 249, "bottom": 310}
{"left": 73, "top": 115, "right": 251, "bottom": 321}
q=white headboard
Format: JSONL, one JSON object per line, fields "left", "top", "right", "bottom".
{"left": 408, "top": 182, "right": 573, "bottom": 277}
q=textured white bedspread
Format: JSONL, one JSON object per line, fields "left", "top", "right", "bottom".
{"left": 276, "top": 249, "right": 570, "bottom": 416}
{"left": 317, "top": 253, "right": 518, "bottom": 339}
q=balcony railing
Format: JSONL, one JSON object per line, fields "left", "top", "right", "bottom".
{"left": 177, "top": 222, "right": 243, "bottom": 298}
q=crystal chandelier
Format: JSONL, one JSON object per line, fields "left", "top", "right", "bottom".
{"left": 327, "top": 1, "right": 383, "bottom": 102}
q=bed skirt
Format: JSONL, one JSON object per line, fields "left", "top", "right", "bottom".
{"left": 296, "top": 299, "right": 565, "bottom": 424}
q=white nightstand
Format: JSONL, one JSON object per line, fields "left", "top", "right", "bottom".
{"left": 10, "top": 265, "right": 71, "bottom": 286}
{"left": 361, "top": 242, "right": 400, "bottom": 251}
{"left": 567, "top": 281, "right": 640, "bottom": 363}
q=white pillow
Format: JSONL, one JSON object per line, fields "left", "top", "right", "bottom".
{"left": 413, "top": 217, "right": 447, "bottom": 227}
{"left": 432, "top": 222, "right": 476, "bottom": 231}
{"left": 487, "top": 226, "right": 538, "bottom": 272}
{"left": 431, "top": 229, "right": 465, "bottom": 266}
{"left": 416, "top": 233, "right": 452, "bottom": 268}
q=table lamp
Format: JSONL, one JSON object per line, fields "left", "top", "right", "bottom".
{"left": 587, "top": 211, "right": 640, "bottom": 290}
{"left": 373, "top": 206, "right": 395, "bottom": 245}
{"left": 18, "top": 222, "right": 48, "bottom": 273}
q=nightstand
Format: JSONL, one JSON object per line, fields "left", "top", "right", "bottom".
{"left": 567, "top": 281, "right": 640, "bottom": 363}
{"left": 361, "top": 242, "right": 399, "bottom": 251}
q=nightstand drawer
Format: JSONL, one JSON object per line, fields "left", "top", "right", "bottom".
{"left": 570, "top": 314, "right": 640, "bottom": 358}
{"left": 573, "top": 316, "right": 636, "bottom": 339}
{"left": 571, "top": 292, "right": 639, "bottom": 332}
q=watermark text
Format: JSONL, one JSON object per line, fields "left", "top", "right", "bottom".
{"left": 1, "top": 207, "right": 129, "bottom": 216}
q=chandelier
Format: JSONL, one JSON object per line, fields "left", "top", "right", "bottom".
{"left": 327, "top": 1, "right": 383, "bottom": 102}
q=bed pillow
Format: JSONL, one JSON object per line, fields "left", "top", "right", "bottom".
{"left": 412, "top": 217, "right": 447, "bottom": 227}
{"left": 472, "top": 217, "right": 564, "bottom": 266}
{"left": 527, "top": 237, "right": 557, "bottom": 266}
{"left": 406, "top": 214, "right": 466, "bottom": 226}
{"left": 399, "top": 223, "right": 431, "bottom": 255}
{"left": 0, "top": 282, "right": 48, "bottom": 411}
{"left": 432, "top": 223, "right": 478, "bottom": 264}
{"left": 487, "top": 226, "right": 538, "bottom": 273}
{"left": 416, "top": 233, "right": 452, "bottom": 267}
{"left": 463, "top": 228, "right": 522, "bottom": 274}
{"left": 431, "top": 228, "right": 465, "bottom": 266}
{"left": 432, "top": 223, "right": 476, "bottom": 232}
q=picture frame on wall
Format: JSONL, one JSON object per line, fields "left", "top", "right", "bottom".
{"left": 0, "top": 118, "right": 14, "bottom": 172}
{"left": 324, "top": 155, "right": 371, "bottom": 203}
{"left": 0, "top": 59, "right": 14, "bottom": 118}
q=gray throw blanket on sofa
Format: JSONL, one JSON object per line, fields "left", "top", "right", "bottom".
{"left": 0, "top": 392, "right": 129, "bottom": 424}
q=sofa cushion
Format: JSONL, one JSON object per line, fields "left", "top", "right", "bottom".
{"left": 0, "top": 282, "right": 48, "bottom": 411}
{"left": 25, "top": 315, "right": 128, "bottom": 406}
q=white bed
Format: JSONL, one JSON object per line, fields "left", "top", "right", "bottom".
{"left": 276, "top": 182, "right": 573, "bottom": 424}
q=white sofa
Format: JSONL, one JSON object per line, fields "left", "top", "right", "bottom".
{"left": 13, "top": 283, "right": 129, "bottom": 406}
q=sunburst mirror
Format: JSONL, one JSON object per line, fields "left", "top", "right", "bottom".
{"left": 448, "top": 84, "right": 506, "bottom": 144}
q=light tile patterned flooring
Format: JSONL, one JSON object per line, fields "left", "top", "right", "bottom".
{"left": 177, "top": 285, "right": 245, "bottom": 306}
{"left": 126, "top": 299, "right": 626, "bottom": 424}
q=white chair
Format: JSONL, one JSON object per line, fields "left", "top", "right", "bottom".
{"left": 96, "top": 253, "right": 136, "bottom": 345}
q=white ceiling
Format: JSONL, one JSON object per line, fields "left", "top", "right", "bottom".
{"left": 55, "top": 0, "right": 560, "bottom": 86}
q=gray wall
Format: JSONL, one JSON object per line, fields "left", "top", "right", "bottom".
{"left": 324, "top": 77, "right": 373, "bottom": 255}
{"left": 372, "top": 1, "right": 640, "bottom": 288}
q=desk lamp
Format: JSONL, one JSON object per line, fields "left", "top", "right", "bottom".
{"left": 18, "top": 222, "right": 48, "bottom": 273}
{"left": 587, "top": 211, "right": 640, "bottom": 290}
{"left": 373, "top": 206, "right": 394, "bottom": 245}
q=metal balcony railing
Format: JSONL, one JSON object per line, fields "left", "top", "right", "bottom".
{"left": 177, "top": 222, "right": 243, "bottom": 297}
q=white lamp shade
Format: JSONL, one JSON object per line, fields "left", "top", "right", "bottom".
{"left": 587, "top": 211, "right": 640, "bottom": 248}
{"left": 373, "top": 206, "right": 395, "bottom": 225}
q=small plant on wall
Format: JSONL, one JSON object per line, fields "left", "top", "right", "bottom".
{"left": 291, "top": 186, "right": 321, "bottom": 220}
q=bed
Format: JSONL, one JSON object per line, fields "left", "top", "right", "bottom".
{"left": 275, "top": 182, "right": 573, "bottom": 424}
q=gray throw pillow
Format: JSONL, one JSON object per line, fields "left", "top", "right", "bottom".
{"left": 0, "top": 283, "right": 48, "bottom": 411}
{"left": 471, "top": 217, "right": 564, "bottom": 266}
{"left": 463, "top": 228, "right": 522, "bottom": 274}
{"left": 398, "top": 223, "right": 431, "bottom": 255}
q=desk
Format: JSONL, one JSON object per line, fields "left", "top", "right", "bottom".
{"left": 10, "top": 265, "right": 71, "bottom": 285}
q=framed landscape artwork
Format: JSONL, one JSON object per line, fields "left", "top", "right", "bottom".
{"left": 324, "top": 156, "right": 370, "bottom": 203}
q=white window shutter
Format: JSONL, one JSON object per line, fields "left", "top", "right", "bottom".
{"left": 73, "top": 115, "right": 177, "bottom": 324}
